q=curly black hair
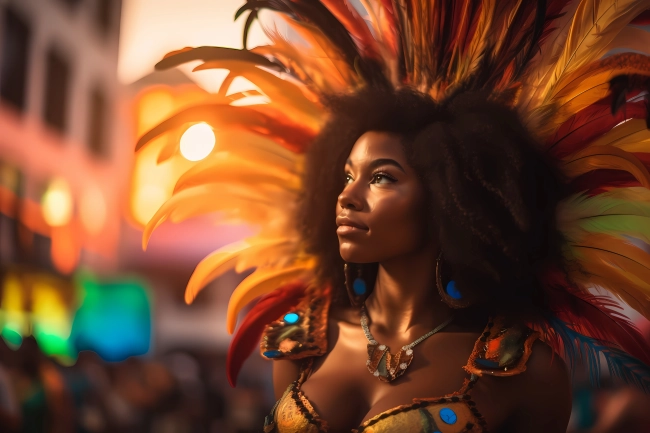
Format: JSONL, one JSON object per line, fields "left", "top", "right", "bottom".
{"left": 297, "top": 86, "right": 568, "bottom": 311}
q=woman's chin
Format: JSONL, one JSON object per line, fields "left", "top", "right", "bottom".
{"left": 338, "top": 246, "right": 375, "bottom": 264}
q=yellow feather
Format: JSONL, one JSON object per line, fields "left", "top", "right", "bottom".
{"left": 184, "top": 241, "right": 250, "bottom": 304}
{"left": 552, "top": 56, "right": 650, "bottom": 103}
{"left": 136, "top": 103, "right": 312, "bottom": 160}
{"left": 184, "top": 237, "right": 300, "bottom": 304}
{"left": 543, "top": 0, "right": 650, "bottom": 101}
{"left": 606, "top": 26, "right": 650, "bottom": 56}
{"left": 193, "top": 60, "right": 322, "bottom": 131}
{"left": 589, "top": 119, "right": 650, "bottom": 150}
{"left": 142, "top": 184, "right": 295, "bottom": 248}
{"left": 520, "top": 0, "right": 581, "bottom": 112}
{"left": 226, "top": 265, "right": 314, "bottom": 334}
{"left": 561, "top": 145, "right": 650, "bottom": 186}
{"left": 212, "top": 130, "right": 301, "bottom": 169}
{"left": 253, "top": 38, "right": 345, "bottom": 94}
{"left": 174, "top": 152, "right": 301, "bottom": 193}
{"left": 232, "top": 238, "right": 297, "bottom": 273}
{"left": 462, "top": 0, "right": 497, "bottom": 84}
{"left": 570, "top": 238, "right": 650, "bottom": 318}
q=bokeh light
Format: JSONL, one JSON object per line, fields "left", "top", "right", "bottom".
{"left": 51, "top": 225, "right": 80, "bottom": 275}
{"left": 42, "top": 177, "right": 73, "bottom": 227}
{"left": 71, "top": 273, "right": 152, "bottom": 362}
{"left": 0, "top": 274, "right": 27, "bottom": 349}
{"left": 180, "top": 122, "right": 216, "bottom": 161}
{"left": 31, "top": 280, "right": 74, "bottom": 361}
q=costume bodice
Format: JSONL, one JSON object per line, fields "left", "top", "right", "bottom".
{"left": 259, "top": 291, "right": 539, "bottom": 433}
{"left": 265, "top": 357, "right": 487, "bottom": 433}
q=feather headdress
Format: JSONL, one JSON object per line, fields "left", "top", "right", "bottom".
{"left": 136, "top": 0, "right": 650, "bottom": 388}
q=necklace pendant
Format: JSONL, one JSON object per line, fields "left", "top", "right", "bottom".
{"left": 367, "top": 344, "right": 414, "bottom": 382}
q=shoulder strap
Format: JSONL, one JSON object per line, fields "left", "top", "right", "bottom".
{"left": 463, "top": 316, "right": 539, "bottom": 377}
{"left": 260, "top": 285, "right": 331, "bottom": 360}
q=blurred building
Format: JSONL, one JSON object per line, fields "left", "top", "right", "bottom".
{"left": 0, "top": 0, "right": 128, "bottom": 273}
{"left": 0, "top": 0, "right": 270, "bottom": 372}
{"left": 0, "top": 0, "right": 142, "bottom": 361}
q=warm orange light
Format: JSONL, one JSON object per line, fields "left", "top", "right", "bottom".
{"left": 132, "top": 183, "right": 168, "bottom": 225}
{"left": 80, "top": 185, "right": 107, "bottom": 235}
{"left": 180, "top": 123, "right": 216, "bottom": 161}
{"left": 42, "top": 178, "right": 73, "bottom": 227}
{"left": 129, "top": 86, "right": 206, "bottom": 227}
{"left": 51, "top": 225, "right": 80, "bottom": 275}
{"left": 137, "top": 89, "right": 175, "bottom": 135}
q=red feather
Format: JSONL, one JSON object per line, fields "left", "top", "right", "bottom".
{"left": 568, "top": 169, "right": 641, "bottom": 196}
{"left": 538, "top": 0, "right": 573, "bottom": 46}
{"left": 320, "top": 0, "right": 380, "bottom": 60}
{"left": 630, "top": 10, "right": 650, "bottom": 26}
{"left": 540, "top": 267, "right": 650, "bottom": 366}
{"left": 226, "top": 283, "right": 307, "bottom": 387}
{"left": 546, "top": 98, "right": 647, "bottom": 160}
{"left": 633, "top": 152, "right": 650, "bottom": 170}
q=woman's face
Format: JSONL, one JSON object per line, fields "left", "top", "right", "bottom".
{"left": 336, "top": 131, "right": 429, "bottom": 263}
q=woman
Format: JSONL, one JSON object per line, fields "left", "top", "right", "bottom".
{"left": 263, "top": 88, "right": 573, "bottom": 432}
{"left": 135, "top": 1, "right": 650, "bottom": 432}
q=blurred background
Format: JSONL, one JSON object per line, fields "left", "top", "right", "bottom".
{"left": 0, "top": 0, "right": 649, "bottom": 432}
{"left": 0, "top": 0, "right": 278, "bottom": 432}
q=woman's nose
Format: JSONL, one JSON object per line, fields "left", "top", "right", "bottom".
{"left": 338, "top": 184, "right": 364, "bottom": 210}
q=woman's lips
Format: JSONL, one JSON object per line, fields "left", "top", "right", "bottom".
{"left": 336, "top": 225, "right": 368, "bottom": 235}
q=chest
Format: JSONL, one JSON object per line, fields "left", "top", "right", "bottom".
{"left": 298, "top": 323, "right": 505, "bottom": 432}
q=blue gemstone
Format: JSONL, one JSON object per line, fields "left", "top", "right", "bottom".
{"left": 353, "top": 278, "right": 367, "bottom": 295}
{"left": 445, "top": 280, "right": 462, "bottom": 300}
{"left": 283, "top": 312, "right": 299, "bottom": 324}
{"left": 475, "top": 358, "right": 500, "bottom": 369}
{"left": 263, "top": 350, "right": 283, "bottom": 358}
{"left": 439, "top": 407, "right": 457, "bottom": 425}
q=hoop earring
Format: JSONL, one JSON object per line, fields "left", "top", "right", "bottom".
{"left": 436, "top": 251, "right": 473, "bottom": 308}
{"left": 345, "top": 263, "right": 368, "bottom": 307}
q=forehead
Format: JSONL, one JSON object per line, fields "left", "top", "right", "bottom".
{"left": 347, "top": 131, "right": 406, "bottom": 163}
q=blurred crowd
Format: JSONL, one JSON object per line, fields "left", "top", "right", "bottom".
{"left": 0, "top": 337, "right": 273, "bottom": 433}
{"left": 1, "top": 336, "right": 650, "bottom": 433}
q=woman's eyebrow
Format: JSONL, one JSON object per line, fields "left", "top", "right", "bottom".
{"left": 345, "top": 158, "right": 406, "bottom": 174}
{"left": 368, "top": 158, "right": 406, "bottom": 173}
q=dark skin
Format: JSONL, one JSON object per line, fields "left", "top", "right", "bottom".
{"left": 274, "top": 131, "right": 572, "bottom": 432}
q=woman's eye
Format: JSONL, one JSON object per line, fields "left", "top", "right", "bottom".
{"left": 371, "top": 173, "right": 395, "bottom": 184}
{"left": 344, "top": 174, "right": 354, "bottom": 185}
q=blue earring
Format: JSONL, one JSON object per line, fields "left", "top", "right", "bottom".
{"left": 353, "top": 277, "right": 367, "bottom": 296}
{"left": 345, "top": 263, "right": 367, "bottom": 307}
{"left": 436, "top": 252, "right": 472, "bottom": 308}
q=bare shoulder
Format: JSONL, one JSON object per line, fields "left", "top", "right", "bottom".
{"left": 506, "top": 339, "right": 572, "bottom": 432}
{"left": 272, "top": 359, "right": 301, "bottom": 400}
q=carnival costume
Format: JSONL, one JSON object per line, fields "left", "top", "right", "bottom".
{"left": 136, "top": 0, "right": 650, "bottom": 431}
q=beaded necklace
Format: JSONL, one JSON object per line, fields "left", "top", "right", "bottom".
{"left": 360, "top": 305, "right": 454, "bottom": 382}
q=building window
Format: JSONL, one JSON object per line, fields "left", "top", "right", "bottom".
{"left": 96, "top": 0, "right": 112, "bottom": 37}
{"left": 43, "top": 47, "right": 71, "bottom": 133}
{"left": 0, "top": 7, "right": 32, "bottom": 112}
{"left": 88, "top": 86, "right": 108, "bottom": 157}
